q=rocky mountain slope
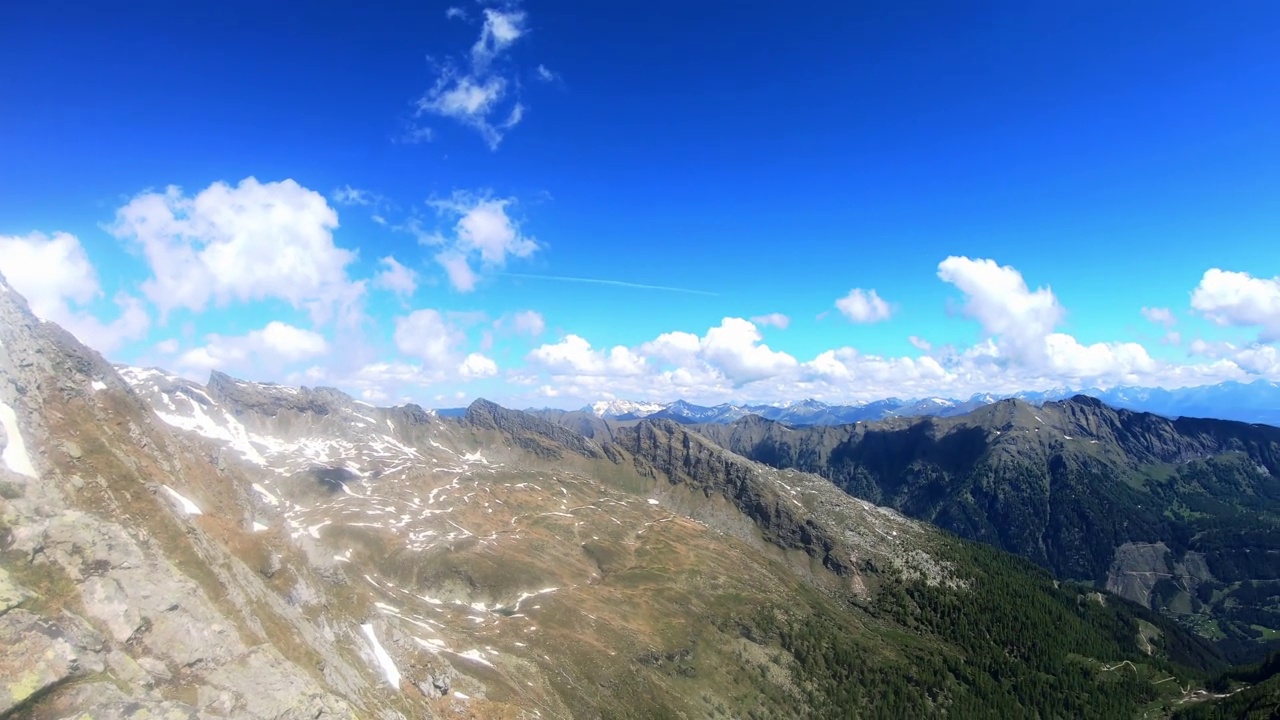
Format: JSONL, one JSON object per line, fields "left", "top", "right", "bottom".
{"left": 0, "top": 271, "right": 1248, "bottom": 718}
{"left": 696, "top": 397, "right": 1280, "bottom": 662}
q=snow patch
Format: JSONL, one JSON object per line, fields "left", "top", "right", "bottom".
{"left": 452, "top": 649, "right": 495, "bottom": 667}
{"left": 0, "top": 401, "right": 37, "bottom": 478}
{"left": 162, "top": 485, "right": 202, "bottom": 516}
{"left": 646, "top": 499, "right": 660, "bottom": 505}
{"left": 252, "top": 521, "right": 268, "bottom": 532}
{"left": 153, "top": 401, "right": 266, "bottom": 466}
{"left": 360, "top": 623, "right": 401, "bottom": 689}
{"left": 91, "top": 380, "right": 107, "bottom": 392}
{"left": 252, "top": 483, "right": 281, "bottom": 506}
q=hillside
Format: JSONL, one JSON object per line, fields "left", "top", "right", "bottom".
{"left": 0, "top": 272, "right": 1236, "bottom": 718}
{"left": 696, "top": 397, "right": 1280, "bottom": 662}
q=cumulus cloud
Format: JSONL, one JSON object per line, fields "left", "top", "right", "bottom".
{"left": 419, "top": 192, "right": 538, "bottom": 291}
{"left": 460, "top": 352, "right": 499, "bottom": 378}
{"left": 535, "top": 64, "right": 557, "bottom": 82}
{"left": 527, "top": 335, "right": 647, "bottom": 377}
{"left": 509, "top": 258, "right": 1278, "bottom": 409}
{"left": 109, "top": 177, "right": 364, "bottom": 325}
{"left": 908, "top": 336, "right": 932, "bottom": 351}
{"left": 835, "top": 288, "right": 893, "bottom": 323}
{"left": 391, "top": 308, "right": 496, "bottom": 386}
{"left": 394, "top": 309, "right": 461, "bottom": 370}
{"left": 331, "top": 185, "right": 379, "bottom": 206}
{"left": 374, "top": 256, "right": 418, "bottom": 297}
{"left": 936, "top": 256, "right": 1164, "bottom": 383}
{"left": 1191, "top": 268, "right": 1280, "bottom": 341}
{"left": 937, "top": 256, "right": 1062, "bottom": 360}
{"left": 175, "top": 321, "right": 328, "bottom": 376}
{"left": 525, "top": 317, "right": 798, "bottom": 398}
{"left": 698, "top": 318, "right": 798, "bottom": 383}
{"left": 0, "top": 231, "right": 150, "bottom": 352}
{"left": 510, "top": 310, "right": 545, "bottom": 336}
{"left": 750, "top": 312, "right": 790, "bottom": 329}
{"left": 415, "top": 5, "right": 534, "bottom": 149}
{"left": 1141, "top": 306, "right": 1177, "bottom": 328}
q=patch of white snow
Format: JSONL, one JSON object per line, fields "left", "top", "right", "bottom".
{"left": 162, "top": 485, "right": 202, "bottom": 516}
{"left": 0, "top": 401, "right": 37, "bottom": 478}
{"left": 360, "top": 623, "right": 401, "bottom": 689}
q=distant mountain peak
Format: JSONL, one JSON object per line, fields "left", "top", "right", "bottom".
{"left": 585, "top": 399, "right": 666, "bottom": 418}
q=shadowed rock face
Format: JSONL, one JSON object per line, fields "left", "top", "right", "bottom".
{"left": 609, "top": 420, "right": 856, "bottom": 577}
{"left": 694, "top": 399, "right": 1280, "bottom": 658}
{"left": 464, "top": 398, "right": 605, "bottom": 460}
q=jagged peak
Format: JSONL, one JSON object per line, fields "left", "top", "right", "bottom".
{"left": 202, "top": 370, "right": 354, "bottom": 417}
{"left": 1061, "top": 394, "right": 1107, "bottom": 409}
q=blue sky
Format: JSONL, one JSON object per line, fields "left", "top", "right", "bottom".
{"left": 2, "top": 0, "right": 1279, "bottom": 408}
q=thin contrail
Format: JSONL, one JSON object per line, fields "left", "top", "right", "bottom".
{"left": 497, "top": 272, "right": 718, "bottom": 296}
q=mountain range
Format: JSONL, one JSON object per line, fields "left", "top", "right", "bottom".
{"left": 1, "top": 272, "right": 1276, "bottom": 718}
{"left": 546, "top": 382, "right": 1280, "bottom": 428}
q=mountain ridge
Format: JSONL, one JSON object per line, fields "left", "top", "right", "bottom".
{"left": 694, "top": 395, "right": 1280, "bottom": 663}
{"left": 547, "top": 380, "right": 1280, "bottom": 428}
{"left": 0, "top": 271, "right": 1265, "bottom": 718}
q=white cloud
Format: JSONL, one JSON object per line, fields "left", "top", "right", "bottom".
{"left": 0, "top": 231, "right": 96, "bottom": 312}
{"left": 374, "top": 256, "right": 418, "bottom": 297}
{"left": 935, "top": 256, "right": 1167, "bottom": 383}
{"left": 908, "top": 336, "right": 932, "bottom": 351}
{"left": 331, "top": 185, "right": 378, "bottom": 206}
{"left": 109, "top": 177, "right": 363, "bottom": 325}
{"left": 175, "top": 321, "right": 328, "bottom": 376}
{"left": 390, "top": 308, "right": 497, "bottom": 386}
{"left": 155, "top": 338, "right": 180, "bottom": 354}
{"left": 421, "top": 192, "right": 538, "bottom": 291}
{"left": 1233, "top": 344, "right": 1280, "bottom": 375}
{"left": 527, "top": 317, "right": 797, "bottom": 397}
{"left": 510, "top": 310, "right": 545, "bottom": 336}
{"left": 0, "top": 231, "right": 150, "bottom": 353}
{"left": 1141, "top": 306, "right": 1177, "bottom": 328}
{"left": 445, "top": 6, "right": 467, "bottom": 20}
{"left": 937, "top": 256, "right": 1063, "bottom": 361}
{"left": 472, "top": 8, "right": 526, "bottom": 69}
{"left": 699, "top": 318, "right": 797, "bottom": 383}
{"left": 527, "top": 335, "right": 647, "bottom": 377}
{"left": 396, "top": 124, "right": 434, "bottom": 145}
{"left": 535, "top": 64, "right": 557, "bottom": 82}
{"left": 1190, "top": 268, "right": 1280, "bottom": 341}
{"left": 435, "top": 252, "right": 480, "bottom": 292}
{"left": 416, "top": 5, "right": 534, "bottom": 149}
{"left": 460, "top": 352, "right": 499, "bottom": 378}
{"left": 394, "top": 309, "right": 462, "bottom": 370}
{"left": 509, "top": 258, "right": 1279, "bottom": 409}
{"left": 835, "top": 288, "right": 893, "bottom": 323}
{"left": 750, "top": 312, "right": 790, "bottom": 329}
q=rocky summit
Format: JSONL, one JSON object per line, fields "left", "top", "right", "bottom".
{"left": 0, "top": 273, "right": 1271, "bottom": 718}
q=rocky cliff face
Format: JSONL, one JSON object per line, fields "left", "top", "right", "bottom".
{"left": 0, "top": 279, "right": 386, "bottom": 718}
